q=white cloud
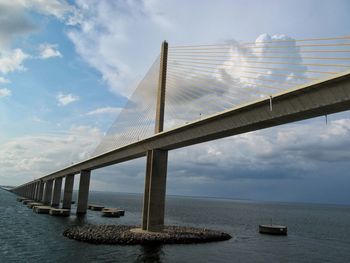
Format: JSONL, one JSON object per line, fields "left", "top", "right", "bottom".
{"left": 39, "top": 43, "right": 62, "bottom": 59}
{"left": 87, "top": 107, "right": 122, "bottom": 116}
{"left": 0, "top": 0, "right": 74, "bottom": 49}
{"left": 0, "top": 0, "right": 72, "bottom": 78}
{"left": 0, "top": 77, "right": 10, "bottom": 83}
{"left": 0, "top": 0, "right": 75, "bottom": 21}
{"left": 56, "top": 92, "right": 79, "bottom": 106}
{"left": 187, "top": 118, "right": 350, "bottom": 173}
{"left": 0, "top": 48, "right": 28, "bottom": 74}
{"left": 0, "top": 125, "right": 102, "bottom": 184}
{"left": 0, "top": 88, "right": 11, "bottom": 98}
{"left": 67, "top": 0, "right": 170, "bottom": 97}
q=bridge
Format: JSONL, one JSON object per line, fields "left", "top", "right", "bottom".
{"left": 10, "top": 36, "right": 350, "bottom": 232}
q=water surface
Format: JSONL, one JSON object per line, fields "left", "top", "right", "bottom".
{"left": 1, "top": 189, "right": 350, "bottom": 262}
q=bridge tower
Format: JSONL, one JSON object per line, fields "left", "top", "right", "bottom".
{"left": 141, "top": 41, "right": 168, "bottom": 232}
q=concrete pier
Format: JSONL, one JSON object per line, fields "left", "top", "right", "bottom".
{"left": 33, "top": 206, "right": 51, "bottom": 214}
{"left": 27, "top": 202, "right": 43, "bottom": 209}
{"left": 102, "top": 208, "right": 125, "bottom": 217}
{"left": 30, "top": 184, "right": 35, "bottom": 200}
{"left": 142, "top": 149, "right": 168, "bottom": 232}
{"left": 43, "top": 180, "right": 53, "bottom": 205}
{"left": 62, "top": 174, "right": 74, "bottom": 209}
{"left": 23, "top": 199, "right": 34, "bottom": 205}
{"left": 51, "top": 177, "right": 62, "bottom": 207}
{"left": 33, "top": 182, "right": 38, "bottom": 201}
{"left": 88, "top": 204, "right": 104, "bottom": 211}
{"left": 38, "top": 181, "right": 44, "bottom": 202}
{"left": 32, "top": 183, "right": 38, "bottom": 201}
{"left": 49, "top": 208, "right": 70, "bottom": 216}
{"left": 77, "top": 170, "right": 91, "bottom": 215}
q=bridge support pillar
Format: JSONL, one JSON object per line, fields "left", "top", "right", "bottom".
{"left": 31, "top": 184, "right": 35, "bottom": 199}
{"left": 51, "top": 177, "right": 62, "bottom": 207}
{"left": 141, "top": 149, "right": 168, "bottom": 232}
{"left": 29, "top": 184, "right": 33, "bottom": 199}
{"left": 43, "top": 180, "right": 53, "bottom": 205}
{"left": 34, "top": 182, "right": 39, "bottom": 201}
{"left": 62, "top": 174, "right": 75, "bottom": 209}
{"left": 28, "top": 185, "right": 32, "bottom": 198}
{"left": 37, "top": 181, "right": 44, "bottom": 202}
{"left": 77, "top": 170, "right": 90, "bottom": 215}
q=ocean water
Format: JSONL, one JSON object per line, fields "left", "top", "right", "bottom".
{"left": 1, "top": 189, "right": 350, "bottom": 263}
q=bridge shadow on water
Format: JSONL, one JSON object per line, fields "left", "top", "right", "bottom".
{"left": 134, "top": 245, "right": 164, "bottom": 263}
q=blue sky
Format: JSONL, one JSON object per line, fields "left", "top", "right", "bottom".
{"left": 1, "top": 0, "right": 350, "bottom": 204}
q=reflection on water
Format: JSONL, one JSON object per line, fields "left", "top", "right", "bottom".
{"left": 74, "top": 213, "right": 88, "bottom": 225}
{"left": 134, "top": 245, "right": 164, "bottom": 263}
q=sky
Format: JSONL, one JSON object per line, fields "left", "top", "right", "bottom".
{"left": 1, "top": 0, "right": 350, "bottom": 204}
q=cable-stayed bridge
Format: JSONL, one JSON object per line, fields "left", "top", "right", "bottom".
{"left": 10, "top": 35, "right": 350, "bottom": 232}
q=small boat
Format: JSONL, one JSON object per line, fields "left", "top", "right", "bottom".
{"left": 259, "top": 224, "right": 287, "bottom": 235}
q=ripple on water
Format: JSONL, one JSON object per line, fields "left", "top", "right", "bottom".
{"left": 1, "top": 190, "right": 350, "bottom": 262}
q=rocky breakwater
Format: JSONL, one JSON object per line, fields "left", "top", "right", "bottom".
{"left": 63, "top": 225, "right": 231, "bottom": 245}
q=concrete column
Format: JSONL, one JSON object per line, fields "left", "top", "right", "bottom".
{"left": 154, "top": 41, "right": 168, "bottom": 134}
{"left": 33, "top": 184, "right": 37, "bottom": 199}
{"left": 141, "top": 149, "right": 168, "bottom": 232}
{"left": 51, "top": 177, "right": 62, "bottom": 207}
{"left": 62, "top": 174, "right": 74, "bottom": 209}
{"left": 29, "top": 185, "right": 33, "bottom": 199}
{"left": 34, "top": 182, "right": 39, "bottom": 201}
{"left": 31, "top": 184, "right": 35, "bottom": 199}
{"left": 36, "top": 182, "right": 41, "bottom": 201}
{"left": 77, "top": 170, "right": 91, "bottom": 215}
{"left": 38, "top": 181, "right": 44, "bottom": 202}
{"left": 142, "top": 152, "right": 152, "bottom": 229}
{"left": 141, "top": 42, "right": 169, "bottom": 232}
{"left": 30, "top": 184, "right": 33, "bottom": 199}
{"left": 33, "top": 183, "right": 37, "bottom": 200}
{"left": 43, "top": 180, "right": 53, "bottom": 205}
{"left": 28, "top": 185, "right": 32, "bottom": 198}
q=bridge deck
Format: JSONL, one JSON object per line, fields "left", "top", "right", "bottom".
{"left": 17, "top": 70, "right": 350, "bottom": 185}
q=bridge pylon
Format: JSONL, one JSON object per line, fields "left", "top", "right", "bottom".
{"left": 141, "top": 41, "right": 169, "bottom": 232}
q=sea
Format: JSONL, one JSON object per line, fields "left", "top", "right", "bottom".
{"left": 0, "top": 188, "right": 350, "bottom": 263}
